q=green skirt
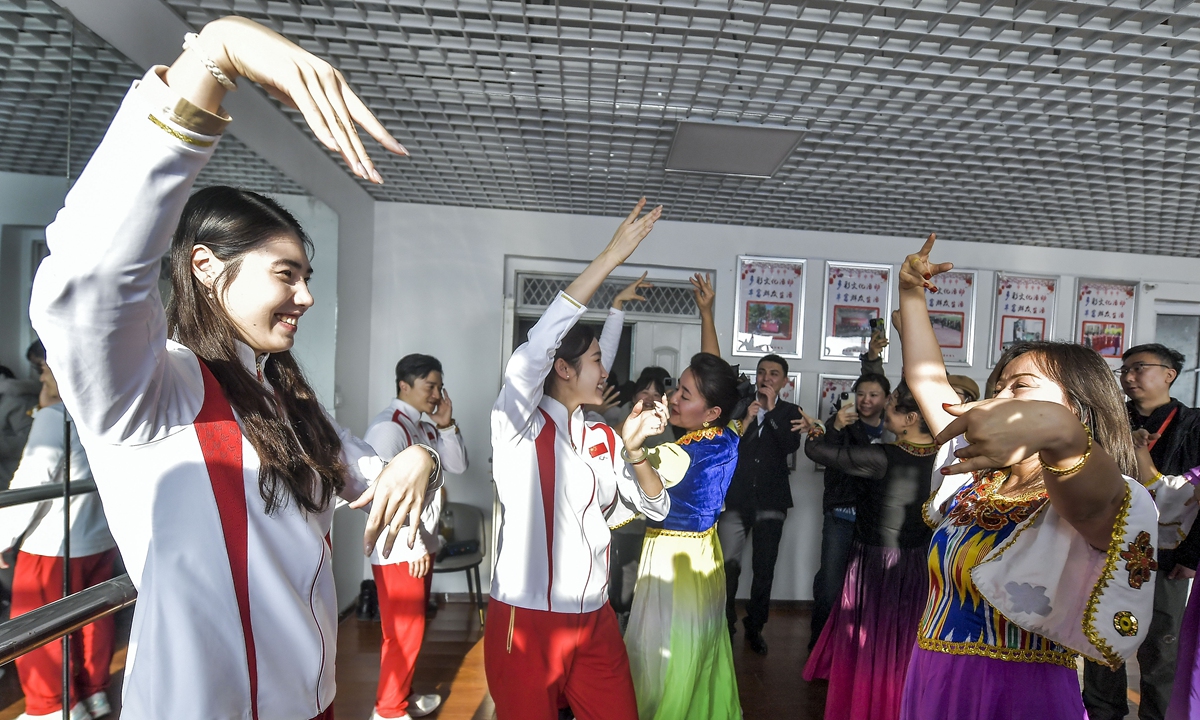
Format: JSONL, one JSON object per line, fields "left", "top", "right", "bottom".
{"left": 624, "top": 525, "right": 741, "bottom": 720}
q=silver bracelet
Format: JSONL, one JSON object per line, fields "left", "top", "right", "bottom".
{"left": 413, "top": 443, "right": 442, "bottom": 485}
{"left": 183, "top": 32, "right": 238, "bottom": 91}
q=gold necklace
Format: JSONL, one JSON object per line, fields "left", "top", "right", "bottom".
{"left": 982, "top": 468, "right": 1047, "bottom": 502}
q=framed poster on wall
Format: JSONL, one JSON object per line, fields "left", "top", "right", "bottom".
{"left": 990, "top": 273, "right": 1058, "bottom": 365}
{"left": 927, "top": 270, "right": 977, "bottom": 366}
{"left": 1074, "top": 279, "right": 1137, "bottom": 361}
{"left": 733, "top": 255, "right": 806, "bottom": 358}
{"left": 777, "top": 372, "right": 802, "bottom": 471}
{"left": 816, "top": 374, "right": 859, "bottom": 425}
{"left": 821, "top": 262, "right": 892, "bottom": 362}
{"left": 778, "top": 371, "right": 802, "bottom": 406}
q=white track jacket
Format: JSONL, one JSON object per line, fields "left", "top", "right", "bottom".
{"left": 490, "top": 292, "right": 669, "bottom": 614}
{"left": 364, "top": 398, "right": 468, "bottom": 564}
{"left": 29, "top": 68, "right": 440, "bottom": 720}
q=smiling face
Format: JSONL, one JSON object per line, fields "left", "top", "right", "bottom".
{"left": 668, "top": 367, "right": 720, "bottom": 431}
{"left": 634, "top": 382, "right": 664, "bottom": 409}
{"left": 992, "top": 353, "right": 1069, "bottom": 407}
{"left": 399, "top": 370, "right": 444, "bottom": 416}
{"left": 198, "top": 234, "right": 314, "bottom": 355}
{"left": 551, "top": 338, "right": 608, "bottom": 409}
{"left": 855, "top": 381, "right": 887, "bottom": 421}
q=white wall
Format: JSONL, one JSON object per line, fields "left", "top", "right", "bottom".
{"left": 372, "top": 201, "right": 1200, "bottom": 600}
{"left": 0, "top": 172, "right": 68, "bottom": 373}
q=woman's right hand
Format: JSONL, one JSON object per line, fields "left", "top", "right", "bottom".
{"left": 194, "top": 17, "right": 407, "bottom": 183}
{"left": 621, "top": 396, "right": 668, "bottom": 452}
{"left": 899, "top": 234, "right": 955, "bottom": 294}
{"left": 833, "top": 402, "right": 858, "bottom": 431}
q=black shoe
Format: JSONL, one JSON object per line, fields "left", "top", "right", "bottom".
{"left": 356, "top": 579, "right": 380, "bottom": 622}
{"left": 745, "top": 628, "right": 768, "bottom": 655}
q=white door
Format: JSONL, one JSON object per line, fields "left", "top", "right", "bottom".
{"left": 1155, "top": 300, "right": 1200, "bottom": 407}
{"left": 631, "top": 321, "right": 702, "bottom": 380}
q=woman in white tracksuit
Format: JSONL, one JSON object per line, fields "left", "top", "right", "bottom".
{"left": 29, "top": 17, "right": 432, "bottom": 720}
{"left": 1, "top": 346, "right": 115, "bottom": 720}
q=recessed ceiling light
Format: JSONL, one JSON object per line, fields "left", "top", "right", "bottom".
{"left": 665, "top": 120, "right": 805, "bottom": 178}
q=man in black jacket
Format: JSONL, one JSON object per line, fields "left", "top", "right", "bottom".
{"left": 1084, "top": 343, "right": 1200, "bottom": 720}
{"left": 718, "top": 354, "right": 803, "bottom": 655}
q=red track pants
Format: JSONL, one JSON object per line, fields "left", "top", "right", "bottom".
{"left": 372, "top": 559, "right": 434, "bottom": 718}
{"left": 483, "top": 598, "right": 638, "bottom": 720}
{"left": 11, "top": 549, "right": 117, "bottom": 716}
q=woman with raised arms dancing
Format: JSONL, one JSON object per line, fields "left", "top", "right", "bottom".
{"left": 896, "top": 235, "right": 1157, "bottom": 720}
{"left": 30, "top": 17, "right": 435, "bottom": 720}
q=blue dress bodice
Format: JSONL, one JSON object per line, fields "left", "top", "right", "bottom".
{"left": 647, "top": 425, "right": 740, "bottom": 533}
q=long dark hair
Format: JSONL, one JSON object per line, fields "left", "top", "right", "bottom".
{"left": 167, "top": 186, "right": 347, "bottom": 514}
{"left": 687, "top": 353, "right": 740, "bottom": 425}
{"left": 990, "top": 341, "right": 1136, "bottom": 477}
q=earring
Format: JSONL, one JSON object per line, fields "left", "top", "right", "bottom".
{"left": 703, "top": 421, "right": 711, "bottom": 428}
{"left": 902, "top": 428, "right": 908, "bottom": 436}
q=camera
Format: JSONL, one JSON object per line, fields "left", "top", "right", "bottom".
{"left": 831, "top": 390, "right": 852, "bottom": 414}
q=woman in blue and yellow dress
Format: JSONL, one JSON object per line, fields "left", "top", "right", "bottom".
{"left": 623, "top": 274, "right": 743, "bottom": 720}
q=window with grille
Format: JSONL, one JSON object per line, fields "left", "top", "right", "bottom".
{"left": 516, "top": 274, "right": 699, "bottom": 319}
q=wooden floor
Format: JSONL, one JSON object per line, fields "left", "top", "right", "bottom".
{"left": 0, "top": 601, "right": 1142, "bottom": 720}
{"left": 334, "top": 601, "right": 826, "bottom": 720}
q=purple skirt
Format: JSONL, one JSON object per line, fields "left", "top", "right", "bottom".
{"left": 900, "top": 646, "right": 1087, "bottom": 720}
{"left": 803, "top": 541, "right": 928, "bottom": 720}
{"left": 1167, "top": 579, "right": 1200, "bottom": 719}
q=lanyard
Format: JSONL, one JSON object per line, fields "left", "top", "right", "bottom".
{"left": 1148, "top": 406, "right": 1179, "bottom": 452}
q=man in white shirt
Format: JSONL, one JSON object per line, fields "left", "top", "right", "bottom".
{"left": 362, "top": 354, "right": 468, "bottom": 720}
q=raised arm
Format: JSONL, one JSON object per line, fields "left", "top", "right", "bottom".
{"left": 898, "top": 234, "right": 960, "bottom": 437}
{"left": 30, "top": 17, "right": 405, "bottom": 445}
{"left": 565, "top": 200, "right": 662, "bottom": 306}
{"left": 495, "top": 201, "right": 662, "bottom": 432}
{"left": 600, "top": 273, "right": 652, "bottom": 372}
{"left": 691, "top": 273, "right": 720, "bottom": 356}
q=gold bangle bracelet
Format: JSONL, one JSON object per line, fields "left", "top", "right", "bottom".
{"left": 1039, "top": 424, "right": 1093, "bottom": 477}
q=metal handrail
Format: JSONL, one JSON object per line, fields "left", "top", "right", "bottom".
{"left": 0, "top": 479, "right": 97, "bottom": 510}
{"left": 0, "top": 574, "right": 137, "bottom": 666}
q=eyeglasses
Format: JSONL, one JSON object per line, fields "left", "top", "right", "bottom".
{"left": 1117, "top": 363, "right": 1172, "bottom": 377}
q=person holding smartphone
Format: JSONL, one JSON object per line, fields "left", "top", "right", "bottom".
{"left": 809, "top": 320, "right": 891, "bottom": 650}
{"left": 362, "top": 354, "right": 469, "bottom": 720}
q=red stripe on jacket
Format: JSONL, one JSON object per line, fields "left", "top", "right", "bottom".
{"left": 195, "top": 362, "right": 260, "bottom": 720}
{"left": 535, "top": 409, "right": 558, "bottom": 611}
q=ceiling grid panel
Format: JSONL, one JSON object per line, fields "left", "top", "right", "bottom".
{"left": 6, "top": 0, "right": 1200, "bottom": 253}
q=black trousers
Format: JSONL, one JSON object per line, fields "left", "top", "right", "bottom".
{"left": 717, "top": 508, "right": 786, "bottom": 633}
{"left": 1082, "top": 568, "right": 1190, "bottom": 720}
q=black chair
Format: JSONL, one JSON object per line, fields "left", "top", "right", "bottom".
{"left": 432, "top": 502, "right": 487, "bottom": 626}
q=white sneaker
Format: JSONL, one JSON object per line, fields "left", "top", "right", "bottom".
{"left": 407, "top": 693, "right": 442, "bottom": 718}
{"left": 17, "top": 703, "right": 90, "bottom": 720}
{"left": 368, "top": 693, "right": 442, "bottom": 720}
{"left": 84, "top": 692, "right": 111, "bottom": 719}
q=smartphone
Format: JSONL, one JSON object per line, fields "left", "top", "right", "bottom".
{"left": 663, "top": 376, "right": 678, "bottom": 391}
{"left": 840, "top": 391, "right": 851, "bottom": 401}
